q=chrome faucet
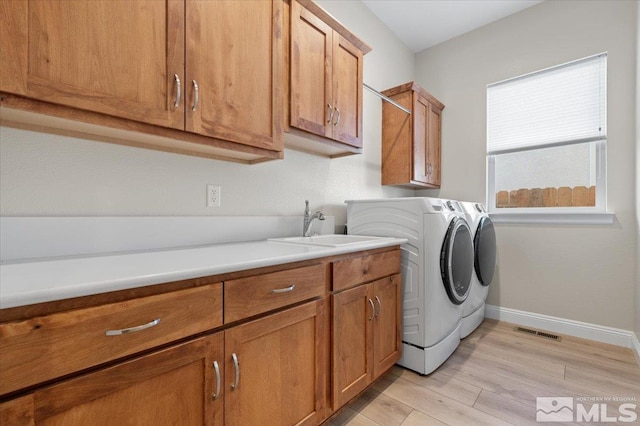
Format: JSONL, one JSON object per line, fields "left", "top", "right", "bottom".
{"left": 303, "top": 200, "right": 325, "bottom": 237}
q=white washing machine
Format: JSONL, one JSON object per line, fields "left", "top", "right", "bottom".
{"left": 459, "top": 202, "right": 497, "bottom": 338}
{"left": 346, "top": 197, "right": 474, "bottom": 375}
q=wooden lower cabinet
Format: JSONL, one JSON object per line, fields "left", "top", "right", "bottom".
{"left": 0, "top": 248, "right": 402, "bottom": 425}
{"left": 1, "top": 299, "right": 328, "bottom": 426}
{"left": 0, "top": 283, "right": 223, "bottom": 397}
{"left": 372, "top": 275, "right": 402, "bottom": 378}
{"left": 225, "top": 299, "right": 327, "bottom": 426}
{"left": 0, "top": 333, "right": 225, "bottom": 425}
{"left": 332, "top": 274, "right": 402, "bottom": 410}
{"left": 332, "top": 283, "right": 374, "bottom": 409}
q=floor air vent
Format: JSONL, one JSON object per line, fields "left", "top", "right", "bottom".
{"left": 514, "top": 326, "right": 561, "bottom": 341}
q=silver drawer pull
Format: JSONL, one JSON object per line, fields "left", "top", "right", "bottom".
{"left": 212, "top": 360, "right": 221, "bottom": 400}
{"left": 231, "top": 353, "right": 240, "bottom": 391}
{"left": 375, "top": 296, "right": 382, "bottom": 319}
{"left": 327, "top": 104, "right": 334, "bottom": 124}
{"left": 192, "top": 80, "right": 199, "bottom": 112}
{"left": 270, "top": 284, "right": 295, "bottom": 294}
{"left": 173, "top": 74, "right": 181, "bottom": 108}
{"left": 368, "top": 298, "right": 375, "bottom": 321}
{"left": 105, "top": 318, "right": 160, "bottom": 336}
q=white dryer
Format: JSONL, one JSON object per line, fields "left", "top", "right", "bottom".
{"left": 346, "top": 197, "right": 474, "bottom": 375}
{"left": 459, "top": 202, "right": 496, "bottom": 338}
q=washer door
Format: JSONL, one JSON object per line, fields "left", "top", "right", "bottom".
{"left": 474, "top": 216, "right": 496, "bottom": 286}
{"left": 440, "top": 217, "right": 474, "bottom": 305}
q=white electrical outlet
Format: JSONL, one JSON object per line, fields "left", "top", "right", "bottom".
{"left": 206, "top": 184, "right": 221, "bottom": 207}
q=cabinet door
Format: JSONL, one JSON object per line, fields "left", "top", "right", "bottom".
{"left": 290, "top": 0, "right": 333, "bottom": 139}
{"left": 426, "top": 102, "right": 442, "bottom": 186}
{"left": 332, "top": 284, "right": 374, "bottom": 409}
{"left": 0, "top": 334, "right": 224, "bottom": 425}
{"left": 412, "top": 94, "right": 431, "bottom": 185}
{"left": 373, "top": 275, "right": 402, "bottom": 378}
{"left": 332, "top": 34, "right": 363, "bottom": 148}
{"left": 225, "top": 299, "right": 327, "bottom": 426}
{"left": 381, "top": 90, "right": 413, "bottom": 186}
{"left": 0, "top": 395, "right": 34, "bottom": 425}
{"left": 186, "top": 0, "right": 283, "bottom": 151}
{"left": 413, "top": 94, "right": 442, "bottom": 187}
{"left": 0, "top": 0, "right": 185, "bottom": 130}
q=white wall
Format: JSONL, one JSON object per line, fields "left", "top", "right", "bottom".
{"left": 416, "top": 0, "right": 637, "bottom": 330}
{"left": 0, "top": 0, "right": 414, "bottom": 229}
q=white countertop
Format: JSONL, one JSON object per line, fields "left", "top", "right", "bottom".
{"left": 0, "top": 237, "right": 406, "bottom": 309}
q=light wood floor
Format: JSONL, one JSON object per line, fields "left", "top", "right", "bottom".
{"left": 329, "top": 319, "right": 640, "bottom": 426}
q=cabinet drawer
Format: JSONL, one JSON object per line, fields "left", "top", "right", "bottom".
{"left": 0, "top": 283, "right": 222, "bottom": 396}
{"left": 332, "top": 249, "right": 400, "bottom": 292}
{"left": 224, "top": 263, "right": 327, "bottom": 323}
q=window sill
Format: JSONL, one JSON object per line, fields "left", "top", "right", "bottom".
{"left": 489, "top": 211, "right": 615, "bottom": 225}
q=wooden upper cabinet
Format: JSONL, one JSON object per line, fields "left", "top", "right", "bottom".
{"left": 290, "top": 3, "right": 333, "bottom": 139}
{"left": 332, "top": 34, "right": 363, "bottom": 147}
{"left": 0, "top": 0, "right": 284, "bottom": 163}
{"left": 426, "top": 101, "right": 443, "bottom": 186}
{"left": 0, "top": 0, "right": 185, "bottom": 130}
{"left": 186, "top": 0, "right": 283, "bottom": 151}
{"left": 381, "top": 82, "right": 445, "bottom": 188}
{"left": 413, "top": 95, "right": 442, "bottom": 187}
{"left": 287, "top": 0, "right": 369, "bottom": 157}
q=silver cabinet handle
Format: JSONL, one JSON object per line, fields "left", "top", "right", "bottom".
{"left": 212, "top": 360, "right": 221, "bottom": 400}
{"left": 375, "top": 296, "right": 382, "bottom": 319}
{"left": 327, "top": 104, "right": 334, "bottom": 124}
{"left": 105, "top": 318, "right": 160, "bottom": 336}
{"left": 192, "top": 80, "right": 199, "bottom": 112}
{"left": 173, "top": 74, "right": 181, "bottom": 108}
{"left": 368, "top": 298, "right": 375, "bottom": 321}
{"left": 231, "top": 353, "right": 240, "bottom": 391}
{"left": 426, "top": 163, "right": 433, "bottom": 175}
{"left": 333, "top": 108, "right": 341, "bottom": 127}
{"left": 270, "top": 284, "right": 295, "bottom": 294}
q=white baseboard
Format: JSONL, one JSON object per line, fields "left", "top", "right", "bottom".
{"left": 632, "top": 332, "right": 640, "bottom": 366}
{"left": 485, "top": 304, "right": 635, "bottom": 348}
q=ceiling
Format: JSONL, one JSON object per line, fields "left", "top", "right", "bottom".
{"left": 362, "top": 0, "right": 544, "bottom": 53}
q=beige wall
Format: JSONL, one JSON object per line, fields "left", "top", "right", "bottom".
{"left": 0, "top": 0, "right": 414, "bottom": 228}
{"left": 416, "top": 0, "right": 638, "bottom": 330}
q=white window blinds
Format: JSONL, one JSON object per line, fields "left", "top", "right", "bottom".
{"left": 487, "top": 53, "right": 607, "bottom": 155}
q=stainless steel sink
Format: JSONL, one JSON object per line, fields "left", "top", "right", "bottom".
{"left": 268, "top": 234, "right": 392, "bottom": 247}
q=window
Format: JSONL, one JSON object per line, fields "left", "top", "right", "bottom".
{"left": 486, "top": 53, "right": 610, "bottom": 223}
